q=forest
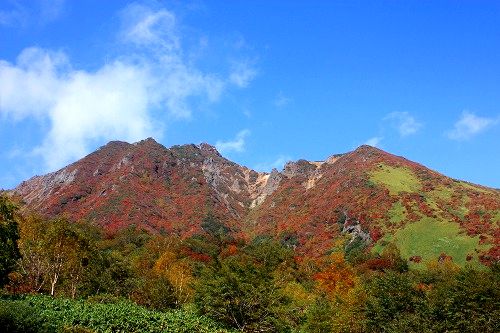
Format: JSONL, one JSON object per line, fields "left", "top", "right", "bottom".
{"left": 1, "top": 194, "right": 498, "bottom": 333}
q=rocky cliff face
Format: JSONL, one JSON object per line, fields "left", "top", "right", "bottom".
{"left": 13, "top": 139, "right": 500, "bottom": 263}
{"left": 14, "top": 138, "right": 286, "bottom": 236}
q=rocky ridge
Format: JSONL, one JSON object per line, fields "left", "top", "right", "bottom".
{"left": 12, "top": 139, "right": 500, "bottom": 264}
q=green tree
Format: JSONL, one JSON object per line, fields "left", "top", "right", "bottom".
{"left": 79, "top": 249, "right": 136, "bottom": 297}
{"left": 364, "top": 271, "right": 428, "bottom": 332}
{"left": 195, "top": 247, "right": 294, "bottom": 332}
{"left": 131, "top": 275, "right": 178, "bottom": 310}
{"left": 428, "top": 268, "right": 500, "bottom": 332}
{"left": 0, "top": 195, "right": 21, "bottom": 286}
{"left": 17, "top": 216, "right": 97, "bottom": 297}
{"left": 42, "top": 218, "right": 94, "bottom": 297}
{"left": 194, "top": 237, "right": 301, "bottom": 332}
{"left": 245, "top": 235, "right": 294, "bottom": 272}
{"left": 303, "top": 296, "right": 333, "bottom": 333}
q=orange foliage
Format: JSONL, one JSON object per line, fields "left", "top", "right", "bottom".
{"left": 153, "top": 250, "right": 194, "bottom": 305}
{"left": 313, "top": 252, "right": 356, "bottom": 297}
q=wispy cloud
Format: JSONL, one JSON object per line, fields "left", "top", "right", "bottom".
{"left": 364, "top": 136, "right": 382, "bottom": 147}
{"left": 274, "top": 91, "right": 292, "bottom": 108}
{"left": 229, "top": 60, "right": 257, "bottom": 88}
{"left": 215, "top": 129, "right": 250, "bottom": 154}
{"left": 446, "top": 111, "right": 498, "bottom": 141}
{"left": 0, "top": 0, "right": 65, "bottom": 26}
{"left": 384, "top": 111, "right": 422, "bottom": 137}
{"left": 0, "top": 2, "right": 253, "bottom": 171}
{"left": 0, "top": 1, "right": 26, "bottom": 26}
{"left": 39, "top": 0, "right": 66, "bottom": 24}
{"left": 119, "top": 3, "right": 179, "bottom": 51}
{"left": 254, "top": 155, "right": 291, "bottom": 172}
{"left": 361, "top": 111, "right": 421, "bottom": 148}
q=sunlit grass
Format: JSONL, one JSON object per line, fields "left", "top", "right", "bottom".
{"left": 373, "top": 217, "right": 489, "bottom": 268}
{"left": 370, "top": 163, "right": 421, "bottom": 195}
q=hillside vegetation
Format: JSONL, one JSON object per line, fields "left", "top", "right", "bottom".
{"left": 0, "top": 295, "right": 233, "bottom": 333}
{"left": 3, "top": 142, "right": 500, "bottom": 332}
{"left": 13, "top": 141, "right": 500, "bottom": 266}
{"left": 1, "top": 194, "right": 499, "bottom": 332}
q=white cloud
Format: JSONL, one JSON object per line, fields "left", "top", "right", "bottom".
{"left": 274, "top": 91, "right": 292, "bottom": 108}
{"left": 229, "top": 60, "right": 257, "bottom": 88}
{"left": 364, "top": 137, "right": 382, "bottom": 147}
{"left": 384, "top": 111, "right": 422, "bottom": 136}
{"left": 0, "top": 48, "right": 67, "bottom": 120}
{"left": 254, "top": 155, "right": 291, "bottom": 172}
{"left": 120, "top": 3, "right": 179, "bottom": 51}
{"left": 215, "top": 129, "right": 250, "bottom": 154}
{"left": 0, "top": 48, "right": 158, "bottom": 170}
{"left": 0, "top": 3, "right": 245, "bottom": 171}
{"left": 446, "top": 111, "right": 498, "bottom": 141}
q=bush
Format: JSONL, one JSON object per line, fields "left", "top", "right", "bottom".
{"left": 0, "top": 295, "right": 234, "bottom": 333}
{"left": 0, "top": 298, "right": 56, "bottom": 333}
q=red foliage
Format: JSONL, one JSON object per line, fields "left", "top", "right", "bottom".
{"left": 364, "top": 258, "right": 392, "bottom": 271}
{"left": 13, "top": 141, "right": 500, "bottom": 263}
{"left": 409, "top": 256, "right": 422, "bottom": 263}
{"left": 438, "top": 253, "right": 453, "bottom": 263}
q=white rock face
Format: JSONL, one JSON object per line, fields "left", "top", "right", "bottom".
{"left": 249, "top": 170, "right": 282, "bottom": 208}
{"left": 15, "top": 167, "right": 78, "bottom": 205}
{"left": 201, "top": 155, "right": 281, "bottom": 211}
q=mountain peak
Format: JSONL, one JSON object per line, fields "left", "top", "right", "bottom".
{"left": 198, "top": 142, "right": 221, "bottom": 157}
{"left": 12, "top": 139, "right": 500, "bottom": 264}
{"left": 347, "top": 144, "right": 395, "bottom": 162}
{"left": 98, "top": 140, "right": 131, "bottom": 150}
{"left": 135, "top": 137, "right": 162, "bottom": 146}
{"left": 354, "top": 144, "right": 385, "bottom": 154}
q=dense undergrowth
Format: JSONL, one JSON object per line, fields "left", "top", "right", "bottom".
{"left": 0, "top": 294, "right": 233, "bottom": 333}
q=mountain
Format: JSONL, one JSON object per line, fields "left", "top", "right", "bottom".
{"left": 13, "top": 139, "right": 500, "bottom": 266}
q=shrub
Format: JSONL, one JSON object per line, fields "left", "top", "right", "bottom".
{"left": 0, "top": 298, "right": 55, "bottom": 333}
{"left": 0, "top": 295, "right": 234, "bottom": 333}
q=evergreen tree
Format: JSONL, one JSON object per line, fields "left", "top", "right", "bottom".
{"left": 0, "top": 195, "right": 21, "bottom": 286}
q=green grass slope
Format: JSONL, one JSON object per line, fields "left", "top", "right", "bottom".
{"left": 369, "top": 161, "right": 498, "bottom": 266}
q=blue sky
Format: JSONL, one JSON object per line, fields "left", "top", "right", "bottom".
{"left": 1, "top": 0, "right": 499, "bottom": 189}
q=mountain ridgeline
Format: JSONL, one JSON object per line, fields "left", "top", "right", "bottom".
{"left": 13, "top": 138, "right": 500, "bottom": 266}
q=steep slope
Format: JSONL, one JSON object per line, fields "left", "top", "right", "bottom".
{"left": 15, "top": 138, "right": 269, "bottom": 236}
{"left": 13, "top": 140, "right": 500, "bottom": 265}
{"left": 248, "top": 146, "right": 499, "bottom": 265}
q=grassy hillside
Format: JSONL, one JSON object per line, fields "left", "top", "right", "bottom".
{"left": 373, "top": 217, "right": 486, "bottom": 267}
{"left": 369, "top": 162, "right": 497, "bottom": 266}
{"left": 248, "top": 147, "right": 499, "bottom": 265}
